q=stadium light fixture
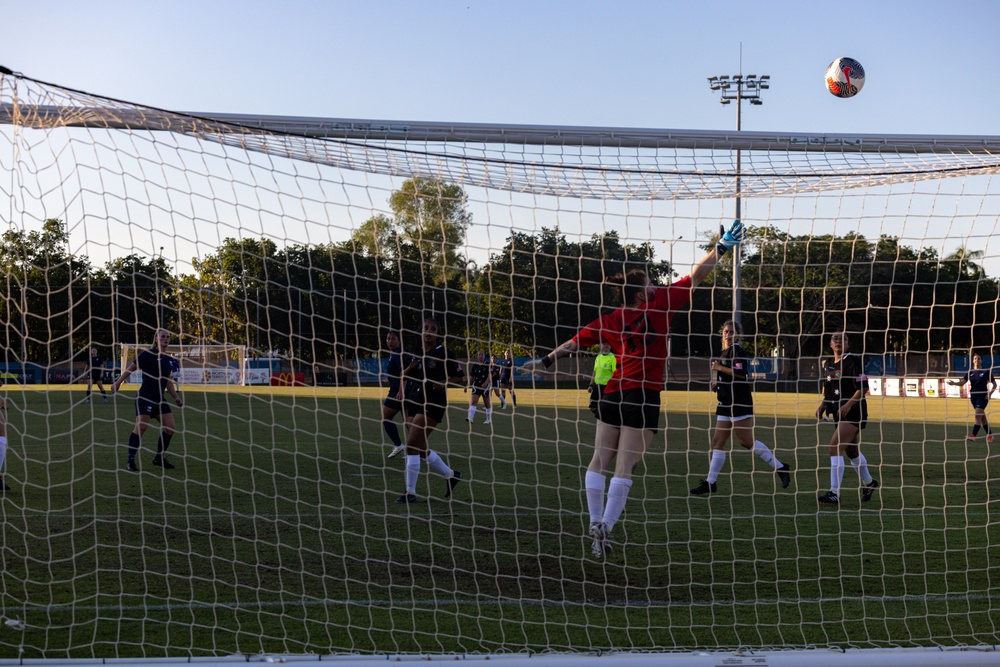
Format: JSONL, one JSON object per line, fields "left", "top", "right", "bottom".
{"left": 707, "top": 66, "right": 771, "bottom": 327}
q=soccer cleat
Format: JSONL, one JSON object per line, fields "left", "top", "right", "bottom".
{"left": 500, "top": 400, "right": 507, "bottom": 409}
{"left": 818, "top": 491, "right": 840, "bottom": 505}
{"left": 690, "top": 480, "right": 717, "bottom": 496}
{"left": 387, "top": 444, "right": 406, "bottom": 459}
{"left": 125, "top": 460, "right": 139, "bottom": 472}
{"left": 85, "top": 398, "right": 90, "bottom": 404}
{"left": 0, "top": 477, "right": 10, "bottom": 492}
{"left": 861, "top": 478, "right": 880, "bottom": 503}
{"left": 103, "top": 397, "right": 109, "bottom": 403}
{"left": 777, "top": 463, "right": 792, "bottom": 489}
{"left": 967, "top": 434, "right": 977, "bottom": 440}
{"left": 588, "top": 521, "right": 612, "bottom": 558}
{"left": 483, "top": 419, "right": 492, "bottom": 425}
{"left": 395, "top": 493, "right": 418, "bottom": 504}
{"left": 152, "top": 454, "right": 175, "bottom": 470}
{"left": 445, "top": 470, "right": 463, "bottom": 498}
{"left": 989, "top": 434, "right": 995, "bottom": 444}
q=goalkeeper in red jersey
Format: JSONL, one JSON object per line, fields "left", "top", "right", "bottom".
{"left": 525, "top": 220, "right": 744, "bottom": 558}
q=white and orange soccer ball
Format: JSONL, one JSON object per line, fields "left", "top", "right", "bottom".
{"left": 825, "top": 57, "right": 865, "bottom": 98}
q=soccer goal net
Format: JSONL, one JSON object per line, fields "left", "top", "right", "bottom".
{"left": 2, "top": 67, "right": 1000, "bottom": 665}
{"left": 119, "top": 344, "right": 248, "bottom": 386}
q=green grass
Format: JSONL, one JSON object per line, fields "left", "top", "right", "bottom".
{"left": 2, "top": 386, "right": 1000, "bottom": 658}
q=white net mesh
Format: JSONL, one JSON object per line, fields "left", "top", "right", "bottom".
{"left": 2, "top": 69, "right": 1000, "bottom": 660}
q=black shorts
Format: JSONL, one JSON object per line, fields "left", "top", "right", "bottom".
{"left": 136, "top": 397, "right": 171, "bottom": 419}
{"left": 716, "top": 403, "right": 754, "bottom": 419}
{"left": 589, "top": 383, "right": 606, "bottom": 414}
{"left": 971, "top": 395, "right": 990, "bottom": 410}
{"left": 499, "top": 375, "right": 512, "bottom": 388}
{"left": 90, "top": 370, "right": 103, "bottom": 382}
{"left": 597, "top": 388, "right": 661, "bottom": 431}
{"left": 404, "top": 395, "right": 447, "bottom": 424}
{"left": 834, "top": 401, "right": 868, "bottom": 430}
{"left": 471, "top": 386, "right": 490, "bottom": 398}
{"left": 383, "top": 396, "right": 402, "bottom": 413}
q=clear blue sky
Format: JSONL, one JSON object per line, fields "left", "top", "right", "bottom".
{"left": 5, "top": 0, "right": 999, "bottom": 136}
{"left": 4, "top": 0, "right": 1000, "bottom": 277}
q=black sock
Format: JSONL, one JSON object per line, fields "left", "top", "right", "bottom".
{"left": 973, "top": 425, "right": 982, "bottom": 436}
{"left": 156, "top": 432, "right": 173, "bottom": 454}
{"left": 383, "top": 420, "right": 402, "bottom": 447}
{"left": 127, "top": 432, "right": 141, "bottom": 461}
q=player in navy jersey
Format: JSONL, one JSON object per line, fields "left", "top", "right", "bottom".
{"left": 816, "top": 331, "right": 879, "bottom": 505}
{"left": 948, "top": 353, "right": 997, "bottom": 442}
{"left": 111, "top": 328, "right": 184, "bottom": 472}
{"left": 525, "top": 219, "right": 744, "bottom": 558}
{"left": 496, "top": 349, "right": 516, "bottom": 408}
{"left": 396, "top": 318, "right": 466, "bottom": 504}
{"left": 382, "top": 331, "right": 410, "bottom": 459}
{"left": 690, "top": 320, "right": 791, "bottom": 495}
{"left": 0, "top": 394, "right": 11, "bottom": 492}
{"left": 465, "top": 350, "right": 494, "bottom": 425}
{"left": 85, "top": 347, "right": 109, "bottom": 403}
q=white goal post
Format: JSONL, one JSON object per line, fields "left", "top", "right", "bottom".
{"left": 2, "top": 67, "right": 1000, "bottom": 665}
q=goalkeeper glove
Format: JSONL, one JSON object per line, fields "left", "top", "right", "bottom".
{"left": 716, "top": 220, "right": 744, "bottom": 256}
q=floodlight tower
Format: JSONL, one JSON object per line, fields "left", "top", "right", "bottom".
{"left": 706, "top": 72, "right": 770, "bottom": 327}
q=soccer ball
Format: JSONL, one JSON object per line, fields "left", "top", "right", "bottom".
{"left": 825, "top": 57, "right": 865, "bottom": 98}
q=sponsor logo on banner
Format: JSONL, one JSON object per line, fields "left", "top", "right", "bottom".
{"left": 944, "top": 381, "right": 965, "bottom": 398}
{"left": 922, "top": 379, "right": 941, "bottom": 397}
{"left": 903, "top": 378, "right": 922, "bottom": 396}
{"left": 883, "top": 378, "right": 901, "bottom": 396}
{"left": 867, "top": 378, "right": 882, "bottom": 396}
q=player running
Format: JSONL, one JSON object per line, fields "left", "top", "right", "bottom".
{"left": 382, "top": 331, "right": 410, "bottom": 459}
{"left": 948, "top": 353, "right": 997, "bottom": 442}
{"left": 465, "top": 350, "right": 494, "bottom": 425}
{"left": 525, "top": 220, "right": 744, "bottom": 558}
{"left": 396, "top": 318, "right": 466, "bottom": 504}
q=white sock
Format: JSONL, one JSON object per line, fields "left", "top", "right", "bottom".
{"left": 830, "top": 455, "right": 845, "bottom": 495}
{"left": 752, "top": 440, "right": 780, "bottom": 469}
{"left": 485, "top": 408, "right": 492, "bottom": 421}
{"left": 425, "top": 450, "right": 453, "bottom": 478}
{"left": 602, "top": 477, "right": 633, "bottom": 532}
{"left": 0, "top": 436, "right": 7, "bottom": 471}
{"left": 585, "top": 471, "right": 606, "bottom": 524}
{"left": 706, "top": 450, "right": 726, "bottom": 483}
{"left": 405, "top": 455, "right": 421, "bottom": 494}
{"left": 468, "top": 405, "right": 477, "bottom": 421}
{"left": 849, "top": 453, "right": 873, "bottom": 484}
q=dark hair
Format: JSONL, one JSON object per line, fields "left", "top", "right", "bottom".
{"left": 720, "top": 319, "right": 743, "bottom": 336}
{"left": 607, "top": 270, "right": 648, "bottom": 307}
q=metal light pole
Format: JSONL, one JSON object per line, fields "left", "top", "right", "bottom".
{"left": 707, "top": 72, "right": 770, "bottom": 326}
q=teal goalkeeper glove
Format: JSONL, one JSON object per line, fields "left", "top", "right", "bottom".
{"left": 716, "top": 220, "right": 744, "bottom": 255}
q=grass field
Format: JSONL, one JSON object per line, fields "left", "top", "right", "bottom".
{"left": 1, "top": 386, "right": 1000, "bottom": 659}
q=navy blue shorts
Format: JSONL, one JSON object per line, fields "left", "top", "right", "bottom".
{"left": 136, "top": 397, "right": 171, "bottom": 419}
{"left": 971, "top": 395, "right": 990, "bottom": 410}
{"left": 383, "top": 396, "right": 402, "bottom": 413}
{"left": 597, "top": 388, "right": 661, "bottom": 431}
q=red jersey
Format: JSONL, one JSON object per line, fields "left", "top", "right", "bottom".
{"left": 572, "top": 276, "right": 693, "bottom": 393}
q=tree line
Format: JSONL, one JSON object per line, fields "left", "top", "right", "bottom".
{"left": 1, "top": 178, "right": 997, "bottom": 366}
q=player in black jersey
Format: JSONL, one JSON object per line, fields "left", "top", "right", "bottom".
{"left": 396, "top": 318, "right": 466, "bottom": 504}
{"left": 111, "top": 329, "right": 184, "bottom": 472}
{"left": 85, "top": 347, "right": 109, "bottom": 403}
{"left": 497, "top": 349, "right": 516, "bottom": 408}
{"left": 948, "top": 353, "right": 997, "bottom": 442}
{"left": 816, "top": 331, "right": 879, "bottom": 505}
{"left": 382, "top": 331, "right": 410, "bottom": 459}
{"left": 691, "top": 321, "right": 790, "bottom": 495}
{"left": 465, "top": 350, "right": 494, "bottom": 425}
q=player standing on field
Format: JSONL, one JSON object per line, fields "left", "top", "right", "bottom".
{"left": 111, "top": 328, "right": 184, "bottom": 472}
{"left": 588, "top": 342, "right": 616, "bottom": 416}
{"left": 690, "top": 320, "right": 791, "bottom": 495}
{"left": 524, "top": 219, "right": 744, "bottom": 558}
{"left": 816, "top": 330, "right": 879, "bottom": 506}
{"left": 382, "top": 331, "right": 410, "bottom": 459}
{"left": 497, "top": 349, "right": 516, "bottom": 408}
{"left": 396, "top": 317, "right": 466, "bottom": 504}
{"left": 0, "top": 395, "right": 11, "bottom": 492}
{"left": 86, "top": 347, "right": 109, "bottom": 403}
{"left": 948, "top": 353, "right": 997, "bottom": 442}
{"left": 466, "top": 350, "right": 494, "bottom": 425}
